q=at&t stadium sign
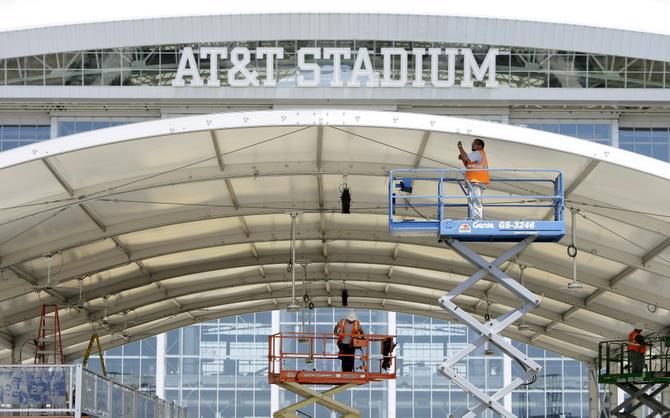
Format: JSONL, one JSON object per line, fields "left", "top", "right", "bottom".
{"left": 172, "top": 47, "right": 501, "bottom": 88}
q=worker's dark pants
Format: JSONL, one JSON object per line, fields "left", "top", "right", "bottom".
{"left": 628, "top": 350, "right": 645, "bottom": 373}
{"left": 338, "top": 343, "right": 356, "bottom": 372}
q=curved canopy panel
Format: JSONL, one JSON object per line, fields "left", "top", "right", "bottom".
{"left": 0, "top": 109, "right": 668, "bottom": 364}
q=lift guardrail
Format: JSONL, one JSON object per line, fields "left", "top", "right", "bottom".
{"left": 598, "top": 336, "right": 670, "bottom": 384}
{"left": 389, "top": 168, "right": 565, "bottom": 242}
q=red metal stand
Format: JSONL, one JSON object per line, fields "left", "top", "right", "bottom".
{"left": 34, "top": 304, "right": 64, "bottom": 364}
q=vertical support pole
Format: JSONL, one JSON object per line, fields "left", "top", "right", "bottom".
{"left": 287, "top": 212, "right": 300, "bottom": 311}
{"left": 387, "top": 311, "right": 397, "bottom": 418}
{"left": 108, "top": 373, "right": 113, "bottom": 418}
{"left": 291, "top": 213, "right": 296, "bottom": 304}
{"left": 74, "top": 364, "right": 83, "bottom": 418}
{"left": 588, "top": 366, "right": 599, "bottom": 418}
{"left": 156, "top": 333, "right": 166, "bottom": 398}
{"left": 271, "top": 310, "right": 281, "bottom": 415}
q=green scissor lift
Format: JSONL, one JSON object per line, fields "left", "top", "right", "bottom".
{"left": 598, "top": 336, "right": 670, "bottom": 417}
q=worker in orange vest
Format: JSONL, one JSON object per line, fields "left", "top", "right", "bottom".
{"left": 334, "top": 310, "right": 365, "bottom": 372}
{"left": 628, "top": 326, "right": 647, "bottom": 373}
{"left": 457, "top": 138, "right": 490, "bottom": 220}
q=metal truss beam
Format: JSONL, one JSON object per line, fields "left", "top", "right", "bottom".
{"left": 3, "top": 240, "right": 657, "bottom": 336}
{"left": 4, "top": 159, "right": 669, "bottom": 270}
{"left": 48, "top": 288, "right": 598, "bottom": 365}
{"left": 46, "top": 289, "right": 596, "bottom": 365}
{"left": 27, "top": 225, "right": 669, "bottom": 317}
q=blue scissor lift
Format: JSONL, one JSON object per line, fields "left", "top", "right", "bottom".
{"left": 389, "top": 169, "right": 566, "bottom": 418}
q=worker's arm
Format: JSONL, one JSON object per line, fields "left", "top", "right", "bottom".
{"left": 333, "top": 324, "right": 339, "bottom": 334}
{"left": 457, "top": 141, "right": 470, "bottom": 166}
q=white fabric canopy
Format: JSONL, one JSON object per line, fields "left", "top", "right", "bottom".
{"left": 0, "top": 109, "right": 668, "bottom": 364}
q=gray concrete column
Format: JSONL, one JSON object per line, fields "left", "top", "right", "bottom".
{"left": 387, "top": 311, "right": 397, "bottom": 418}
{"left": 155, "top": 332, "right": 166, "bottom": 398}
{"left": 588, "top": 366, "right": 599, "bottom": 418}
{"left": 271, "top": 310, "right": 281, "bottom": 415}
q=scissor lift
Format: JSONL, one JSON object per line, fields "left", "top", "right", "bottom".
{"left": 269, "top": 332, "right": 396, "bottom": 417}
{"left": 389, "top": 168, "right": 565, "bottom": 418}
{"left": 599, "top": 336, "right": 670, "bottom": 417}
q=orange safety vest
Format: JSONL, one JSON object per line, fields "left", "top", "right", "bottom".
{"left": 465, "top": 149, "right": 490, "bottom": 185}
{"left": 336, "top": 319, "right": 362, "bottom": 344}
{"left": 628, "top": 330, "right": 647, "bottom": 354}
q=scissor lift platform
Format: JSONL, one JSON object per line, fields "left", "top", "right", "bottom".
{"left": 599, "top": 337, "right": 670, "bottom": 417}
{"left": 388, "top": 168, "right": 565, "bottom": 417}
{"left": 269, "top": 332, "right": 396, "bottom": 417}
{"left": 389, "top": 169, "right": 565, "bottom": 242}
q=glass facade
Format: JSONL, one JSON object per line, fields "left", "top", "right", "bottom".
{"left": 619, "top": 127, "right": 670, "bottom": 161}
{"left": 84, "top": 337, "right": 158, "bottom": 393}
{"left": 165, "top": 313, "right": 272, "bottom": 418}
{"left": 57, "top": 119, "right": 137, "bottom": 137}
{"left": 86, "top": 310, "right": 596, "bottom": 418}
{"left": 2, "top": 41, "right": 669, "bottom": 88}
{"left": 0, "top": 124, "right": 50, "bottom": 151}
{"left": 516, "top": 122, "right": 612, "bottom": 146}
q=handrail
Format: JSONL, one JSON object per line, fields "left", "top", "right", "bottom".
{"left": 268, "top": 332, "right": 396, "bottom": 384}
{"left": 388, "top": 168, "right": 565, "bottom": 241}
{"left": 0, "top": 364, "right": 186, "bottom": 418}
{"left": 598, "top": 336, "right": 670, "bottom": 383}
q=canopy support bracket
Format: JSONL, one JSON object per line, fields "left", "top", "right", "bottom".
{"left": 437, "top": 236, "right": 541, "bottom": 418}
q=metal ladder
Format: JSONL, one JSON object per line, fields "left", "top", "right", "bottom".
{"left": 34, "top": 304, "right": 64, "bottom": 364}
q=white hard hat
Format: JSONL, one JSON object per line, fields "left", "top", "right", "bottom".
{"left": 346, "top": 310, "right": 358, "bottom": 321}
{"left": 634, "top": 322, "right": 645, "bottom": 330}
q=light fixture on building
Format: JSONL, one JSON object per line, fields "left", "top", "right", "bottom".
{"left": 484, "top": 342, "right": 495, "bottom": 356}
{"left": 517, "top": 321, "right": 531, "bottom": 332}
{"left": 341, "top": 288, "right": 349, "bottom": 307}
{"left": 567, "top": 209, "right": 583, "bottom": 291}
{"left": 340, "top": 175, "right": 351, "bottom": 214}
{"left": 287, "top": 212, "right": 301, "bottom": 313}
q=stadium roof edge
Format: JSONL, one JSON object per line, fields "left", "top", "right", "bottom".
{"left": 1, "top": 13, "right": 670, "bottom": 61}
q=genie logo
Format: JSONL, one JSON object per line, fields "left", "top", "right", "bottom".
{"left": 473, "top": 221, "right": 495, "bottom": 229}
{"left": 458, "top": 224, "right": 472, "bottom": 233}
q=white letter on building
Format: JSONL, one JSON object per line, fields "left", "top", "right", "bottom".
{"left": 227, "top": 47, "right": 260, "bottom": 87}
{"left": 348, "top": 48, "right": 379, "bottom": 87}
{"left": 380, "top": 48, "right": 408, "bottom": 87}
{"left": 461, "top": 48, "right": 499, "bottom": 88}
{"left": 297, "top": 48, "right": 321, "bottom": 87}
{"left": 172, "top": 47, "right": 203, "bottom": 87}
{"left": 428, "top": 48, "right": 457, "bottom": 88}
{"left": 411, "top": 48, "right": 426, "bottom": 88}
{"left": 322, "top": 48, "right": 351, "bottom": 87}
{"left": 256, "top": 47, "right": 284, "bottom": 87}
{"left": 200, "top": 47, "right": 227, "bottom": 87}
